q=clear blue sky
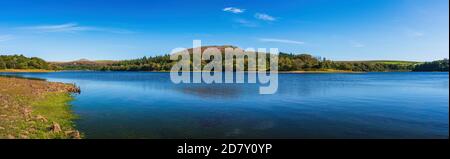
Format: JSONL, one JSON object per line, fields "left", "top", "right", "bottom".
{"left": 0, "top": 0, "right": 448, "bottom": 61}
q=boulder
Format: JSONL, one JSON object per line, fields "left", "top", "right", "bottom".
{"left": 51, "top": 122, "right": 62, "bottom": 133}
{"left": 36, "top": 115, "right": 48, "bottom": 122}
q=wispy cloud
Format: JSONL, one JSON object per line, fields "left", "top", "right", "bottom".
{"left": 408, "top": 31, "right": 425, "bottom": 37}
{"left": 19, "top": 23, "right": 91, "bottom": 33}
{"left": 18, "top": 23, "right": 134, "bottom": 34}
{"left": 255, "top": 13, "right": 276, "bottom": 21}
{"left": 259, "top": 38, "right": 304, "bottom": 45}
{"left": 223, "top": 7, "right": 245, "bottom": 14}
{"left": 404, "top": 28, "right": 425, "bottom": 38}
{"left": 234, "top": 19, "right": 259, "bottom": 27}
{"left": 0, "top": 35, "right": 14, "bottom": 42}
{"left": 350, "top": 40, "right": 365, "bottom": 48}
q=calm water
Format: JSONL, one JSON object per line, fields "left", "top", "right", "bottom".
{"left": 1, "top": 72, "right": 448, "bottom": 139}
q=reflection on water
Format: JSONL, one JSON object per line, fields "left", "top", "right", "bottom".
{"left": 1, "top": 71, "right": 448, "bottom": 139}
{"left": 0, "top": 74, "right": 46, "bottom": 81}
{"left": 177, "top": 85, "right": 241, "bottom": 99}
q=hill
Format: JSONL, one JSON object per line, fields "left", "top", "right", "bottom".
{"left": 50, "top": 59, "right": 117, "bottom": 70}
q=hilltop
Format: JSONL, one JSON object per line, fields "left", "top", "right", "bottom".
{"left": 50, "top": 59, "right": 117, "bottom": 70}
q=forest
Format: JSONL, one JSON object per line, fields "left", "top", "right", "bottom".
{"left": 412, "top": 59, "right": 449, "bottom": 72}
{"left": 57, "top": 52, "right": 448, "bottom": 72}
{"left": 1, "top": 52, "right": 448, "bottom": 72}
{"left": 0, "top": 54, "right": 57, "bottom": 70}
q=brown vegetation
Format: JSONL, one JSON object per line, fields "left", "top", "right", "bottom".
{"left": 0, "top": 77, "right": 80, "bottom": 139}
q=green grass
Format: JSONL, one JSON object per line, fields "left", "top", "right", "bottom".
{"left": 367, "top": 61, "right": 421, "bottom": 65}
{"left": 26, "top": 92, "right": 79, "bottom": 139}
{"left": 0, "top": 77, "right": 81, "bottom": 139}
{"left": 1, "top": 92, "right": 79, "bottom": 139}
{"left": 335, "top": 60, "right": 421, "bottom": 65}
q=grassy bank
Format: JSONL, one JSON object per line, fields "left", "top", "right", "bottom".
{"left": 0, "top": 77, "right": 81, "bottom": 139}
{"left": 280, "top": 69, "right": 361, "bottom": 74}
{"left": 0, "top": 69, "right": 55, "bottom": 73}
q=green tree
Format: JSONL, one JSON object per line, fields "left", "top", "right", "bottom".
{"left": 0, "top": 59, "right": 6, "bottom": 69}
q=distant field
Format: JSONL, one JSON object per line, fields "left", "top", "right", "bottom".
{"left": 335, "top": 60, "right": 422, "bottom": 65}
{"left": 50, "top": 59, "right": 117, "bottom": 65}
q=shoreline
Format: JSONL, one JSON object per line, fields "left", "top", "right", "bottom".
{"left": 0, "top": 76, "right": 81, "bottom": 139}
{"left": 0, "top": 69, "right": 55, "bottom": 73}
{"left": 51, "top": 70, "right": 364, "bottom": 73}
{"left": 2, "top": 69, "right": 445, "bottom": 74}
{"left": 279, "top": 70, "right": 363, "bottom": 74}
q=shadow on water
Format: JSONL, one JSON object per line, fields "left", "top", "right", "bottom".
{"left": 0, "top": 74, "right": 47, "bottom": 81}
{"left": 176, "top": 85, "right": 242, "bottom": 99}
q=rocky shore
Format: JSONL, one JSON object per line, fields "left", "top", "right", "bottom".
{"left": 0, "top": 76, "right": 81, "bottom": 139}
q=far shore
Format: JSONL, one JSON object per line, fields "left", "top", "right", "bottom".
{"left": 135, "top": 69, "right": 364, "bottom": 73}
{"left": 0, "top": 69, "right": 418, "bottom": 74}
{"left": 96, "top": 70, "right": 364, "bottom": 73}
{"left": 279, "top": 70, "right": 363, "bottom": 74}
{"left": 0, "top": 69, "right": 55, "bottom": 73}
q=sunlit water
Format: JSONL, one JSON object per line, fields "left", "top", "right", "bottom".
{"left": 1, "top": 72, "right": 448, "bottom": 139}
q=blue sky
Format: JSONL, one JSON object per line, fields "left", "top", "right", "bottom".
{"left": 0, "top": 0, "right": 448, "bottom": 61}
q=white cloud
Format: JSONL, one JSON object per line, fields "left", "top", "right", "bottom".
{"left": 255, "top": 13, "right": 276, "bottom": 21}
{"left": 223, "top": 7, "right": 245, "bottom": 14}
{"left": 350, "top": 40, "right": 365, "bottom": 48}
{"left": 259, "top": 38, "right": 304, "bottom": 45}
{"left": 18, "top": 23, "right": 134, "bottom": 34}
{"left": 234, "top": 19, "right": 259, "bottom": 27}
{"left": 19, "top": 23, "right": 91, "bottom": 33}
{"left": 409, "top": 31, "right": 425, "bottom": 37}
{"left": 412, "top": 32, "right": 424, "bottom": 37}
{"left": 405, "top": 28, "right": 425, "bottom": 37}
{"left": 0, "top": 35, "right": 14, "bottom": 42}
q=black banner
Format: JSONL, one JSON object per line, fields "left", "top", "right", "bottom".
{"left": 0, "top": 139, "right": 448, "bottom": 158}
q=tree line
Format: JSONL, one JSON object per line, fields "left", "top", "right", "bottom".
{"left": 278, "top": 53, "right": 417, "bottom": 72}
{"left": 412, "top": 59, "right": 449, "bottom": 72}
{"left": 0, "top": 54, "right": 58, "bottom": 70}
{"left": 1, "top": 53, "right": 448, "bottom": 72}
{"left": 60, "top": 52, "right": 448, "bottom": 72}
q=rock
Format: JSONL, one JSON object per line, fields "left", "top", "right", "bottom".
{"left": 22, "top": 108, "right": 32, "bottom": 116}
{"left": 0, "top": 126, "right": 4, "bottom": 130}
{"left": 36, "top": 115, "right": 48, "bottom": 122}
{"left": 65, "top": 130, "right": 81, "bottom": 139}
{"left": 51, "top": 122, "right": 62, "bottom": 133}
{"left": 29, "top": 128, "right": 36, "bottom": 133}
{"left": 20, "top": 134, "right": 29, "bottom": 139}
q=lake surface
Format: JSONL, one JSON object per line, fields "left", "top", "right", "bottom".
{"left": 1, "top": 72, "right": 448, "bottom": 139}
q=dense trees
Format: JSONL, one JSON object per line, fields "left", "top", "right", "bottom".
{"left": 275, "top": 53, "right": 418, "bottom": 72}
{"left": 98, "top": 55, "right": 173, "bottom": 71}
{"left": 278, "top": 53, "right": 321, "bottom": 71}
{"left": 0, "top": 55, "right": 56, "bottom": 70}
{"left": 413, "top": 59, "right": 449, "bottom": 72}
{"left": 59, "top": 52, "right": 446, "bottom": 72}
{"left": 2, "top": 52, "right": 448, "bottom": 72}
